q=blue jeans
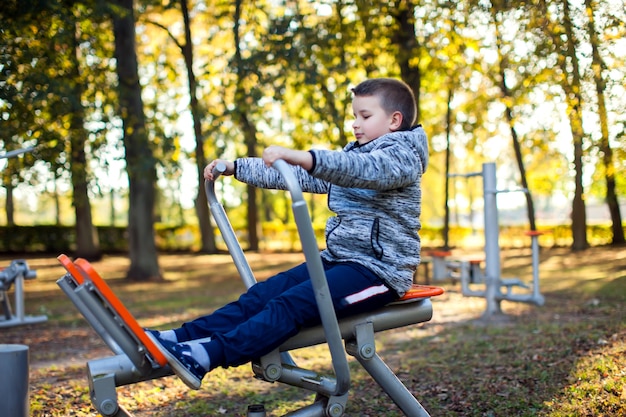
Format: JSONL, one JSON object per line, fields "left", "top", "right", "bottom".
{"left": 173, "top": 260, "right": 398, "bottom": 370}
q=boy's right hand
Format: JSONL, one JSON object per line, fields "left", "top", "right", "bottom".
{"left": 204, "top": 159, "right": 235, "bottom": 181}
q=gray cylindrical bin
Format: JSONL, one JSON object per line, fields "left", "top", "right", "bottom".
{"left": 247, "top": 404, "right": 266, "bottom": 417}
{"left": 0, "top": 344, "right": 29, "bottom": 417}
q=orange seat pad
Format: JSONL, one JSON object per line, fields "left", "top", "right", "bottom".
{"left": 399, "top": 284, "right": 444, "bottom": 301}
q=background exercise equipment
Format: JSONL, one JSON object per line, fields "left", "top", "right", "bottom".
{"left": 429, "top": 162, "right": 544, "bottom": 318}
{"left": 0, "top": 259, "right": 47, "bottom": 328}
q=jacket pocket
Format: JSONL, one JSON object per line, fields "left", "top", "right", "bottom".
{"left": 370, "top": 218, "right": 384, "bottom": 260}
{"left": 326, "top": 216, "right": 384, "bottom": 260}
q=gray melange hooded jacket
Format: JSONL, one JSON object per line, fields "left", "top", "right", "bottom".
{"left": 234, "top": 125, "right": 428, "bottom": 296}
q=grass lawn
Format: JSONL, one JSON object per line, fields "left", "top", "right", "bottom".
{"left": 0, "top": 245, "right": 624, "bottom": 417}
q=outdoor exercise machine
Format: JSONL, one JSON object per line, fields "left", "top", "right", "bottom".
{"left": 0, "top": 147, "right": 47, "bottom": 328}
{"left": 0, "top": 259, "right": 48, "bottom": 328}
{"left": 56, "top": 159, "right": 444, "bottom": 417}
{"left": 428, "top": 162, "right": 544, "bottom": 318}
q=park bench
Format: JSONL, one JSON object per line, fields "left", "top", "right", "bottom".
{"left": 0, "top": 259, "right": 47, "bottom": 328}
{"left": 56, "top": 160, "right": 444, "bottom": 417}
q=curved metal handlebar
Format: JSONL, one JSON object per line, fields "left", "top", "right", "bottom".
{"left": 204, "top": 163, "right": 256, "bottom": 289}
{"left": 205, "top": 159, "right": 351, "bottom": 397}
{"left": 271, "top": 160, "right": 350, "bottom": 395}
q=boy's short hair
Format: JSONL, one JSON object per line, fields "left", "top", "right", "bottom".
{"left": 351, "top": 78, "right": 417, "bottom": 131}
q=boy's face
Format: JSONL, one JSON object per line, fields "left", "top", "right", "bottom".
{"left": 351, "top": 95, "right": 402, "bottom": 145}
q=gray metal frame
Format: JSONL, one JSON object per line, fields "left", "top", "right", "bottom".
{"left": 209, "top": 161, "right": 432, "bottom": 417}
{"left": 0, "top": 148, "right": 46, "bottom": 328}
{"left": 0, "top": 260, "right": 47, "bottom": 328}
{"left": 449, "top": 162, "right": 545, "bottom": 317}
{"left": 57, "top": 159, "right": 437, "bottom": 417}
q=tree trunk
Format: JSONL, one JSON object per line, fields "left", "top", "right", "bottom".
{"left": 241, "top": 113, "right": 260, "bottom": 251}
{"left": 584, "top": 0, "right": 624, "bottom": 245}
{"left": 392, "top": 0, "right": 421, "bottom": 123}
{"left": 69, "top": 13, "right": 101, "bottom": 261}
{"left": 54, "top": 177, "right": 61, "bottom": 225}
{"left": 443, "top": 88, "right": 452, "bottom": 250}
{"left": 178, "top": 0, "right": 217, "bottom": 253}
{"left": 111, "top": 0, "right": 162, "bottom": 280}
{"left": 562, "top": 0, "right": 588, "bottom": 251}
{"left": 233, "top": 0, "right": 259, "bottom": 251}
{"left": 4, "top": 181, "right": 14, "bottom": 226}
{"left": 491, "top": 4, "right": 537, "bottom": 232}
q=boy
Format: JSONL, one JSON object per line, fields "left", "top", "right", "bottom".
{"left": 147, "top": 77, "right": 429, "bottom": 389}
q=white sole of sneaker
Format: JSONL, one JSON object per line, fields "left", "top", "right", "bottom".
{"left": 145, "top": 332, "right": 202, "bottom": 390}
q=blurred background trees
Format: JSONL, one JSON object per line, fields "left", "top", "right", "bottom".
{"left": 1, "top": 0, "right": 624, "bottom": 278}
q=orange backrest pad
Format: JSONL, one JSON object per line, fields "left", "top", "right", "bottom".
{"left": 57, "top": 254, "right": 167, "bottom": 367}
{"left": 58, "top": 254, "right": 86, "bottom": 284}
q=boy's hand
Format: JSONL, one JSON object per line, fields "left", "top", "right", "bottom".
{"left": 204, "top": 159, "right": 235, "bottom": 181}
{"left": 263, "top": 146, "right": 312, "bottom": 170}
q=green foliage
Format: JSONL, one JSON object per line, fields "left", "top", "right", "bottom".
{"left": 0, "top": 222, "right": 622, "bottom": 253}
{"left": 1, "top": 0, "right": 624, "bottom": 253}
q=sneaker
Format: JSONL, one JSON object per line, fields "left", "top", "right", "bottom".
{"left": 145, "top": 328, "right": 163, "bottom": 340}
{"left": 146, "top": 332, "right": 206, "bottom": 390}
{"left": 145, "top": 328, "right": 178, "bottom": 343}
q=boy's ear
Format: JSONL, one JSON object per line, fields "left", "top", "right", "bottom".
{"left": 390, "top": 111, "right": 403, "bottom": 131}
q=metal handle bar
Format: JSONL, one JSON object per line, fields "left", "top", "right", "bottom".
{"left": 0, "top": 147, "right": 35, "bottom": 160}
{"left": 205, "top": 163, "right": 257, "bottom": 289}
{"left": 271, "top": 159, "right": 351, "bottom": 396}
{"left": 204, "top": 159, "right": 350, "bottom": 397}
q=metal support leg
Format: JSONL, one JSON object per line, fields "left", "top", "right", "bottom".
{"left": 0, "top": 266, "right": 47, "bottom": 328}
{"left": 90, "top": 373, "right": 121, "bottom": 417}
{"left": 346, "top": 322, "right": 430, "bottom": 417}
{"left": 86, "top": 355, "right": 171, "bottom": 417}
{"left": 1, "top": 290, "right": 11, "bottom": 320}
{"left": 529, "top": 234, "right": 545, "bottom": 306}
{"left": 89, "top": 372, "right": 135, "bottom": 417}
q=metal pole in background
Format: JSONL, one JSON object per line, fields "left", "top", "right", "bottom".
{"left": 482, "top": 162, "right": 503, "bottom": 317}
{"left": 0, "top": 344, "right": 29, "bottom": 417}
{"left": 0, "top": 146, "right": 35, "bottom": 160}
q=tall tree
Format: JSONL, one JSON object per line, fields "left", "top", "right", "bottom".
{"left": 1, "top": 0, "right": 99, "bottom": 241}
{"left": 0, "top": 3, "right": 53, "bottom": 226}
{"left": 490, "top": 1, "right": 537, "bottom": 231}
{"left": 560, "top": 0, "right": 589, "bottom": 250}
{"left": 390, "top": 0, "right": 422, "bottom": 122}
{"left": 584, "top": 0, "right": 624, "bottom": 245}
{"left": 66, "top": 7, "right": 102, "bottom": 260}
{"left": 142, "top": 0, "right": 218, "bottom": 252}
{"left": 232, "top": 0, "right": 260, "bottom": 251}
{"left": 110, "top": 0, "right": 162, "bottom": 280}
{"left": 443, "top": 88, "right": 453, "bottom": 250}
{"left": 535, "top": 0, "right": 589, "bottom": 250}
{"left": 179, "top": 0, "right": 218, "bottom": 253}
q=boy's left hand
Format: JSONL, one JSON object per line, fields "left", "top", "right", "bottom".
{"left": 263, "top": 146, "right": 312, "bottom": 171}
